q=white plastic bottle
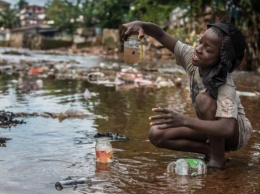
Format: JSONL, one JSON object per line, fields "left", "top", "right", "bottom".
{"left": 95, "top": 137, "right": 113, "bottom": 163}
{"left": 167, "top": 158, "right": 207, "bottom": 176}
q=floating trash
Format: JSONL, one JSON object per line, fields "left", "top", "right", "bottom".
{"left": 237, "top": 91, "right": 260, "bottom": 97}
{"left": 167, "top": 158, "right": 207, "bottom": 177}
{"left": 55, "top": 177, "right": 107, "bottom": 191}
{"left": 0, "top": 110, "right": 26, "bottom": 128}
{"left": 55, "top": 177, "right": 87, "bottom": 191}
{"left": 95, "top": 137, "right": 114, "bottom": 163}
{"left": 0, "top": 137, "right": 11, "bottom": 147}
{"left": 94, "top": 132, "right": 130, "bottom": 142}
{"left": 83, "top": 88, "right": 98, "bottom": 100}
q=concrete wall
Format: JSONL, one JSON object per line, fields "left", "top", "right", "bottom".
{"left": 9, "top": 33, "right": 24, "bottom": 48}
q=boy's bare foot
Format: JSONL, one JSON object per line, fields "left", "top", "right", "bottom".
{"left": 207, "top": 158, "right": 226, "bottom": 170}
{"left": 204, "top": 151, "right": 232, "bottom": 164}
{"left": 225, "top": 151, "right": 232, "bottom": 161}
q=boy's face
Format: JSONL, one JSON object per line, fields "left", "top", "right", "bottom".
{"left": 192, "top": 28, "right": 223, "bottom": 71}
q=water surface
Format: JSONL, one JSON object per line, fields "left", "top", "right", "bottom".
{"left": 0, "top": 50, "right": 259, "bottom": 194}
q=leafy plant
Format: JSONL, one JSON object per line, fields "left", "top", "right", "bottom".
{"left": 0, "top": 7, "right": 19, "bottom": 29}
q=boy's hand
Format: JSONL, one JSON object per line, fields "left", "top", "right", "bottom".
{"left": 149, "top": 107, "right": 185, "bottom": 129}
{"left": 121, "top": 21, "right": 145, "bottom": 41}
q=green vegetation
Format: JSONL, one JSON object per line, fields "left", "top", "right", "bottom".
{"left": 46, "top": 0, "right": 132, "bottom": 30}
{"left": 44, "top": 0, "right": 259, "bottom": 70}
{"left": 0, "top": 7, "right": 19, "bottom": 29}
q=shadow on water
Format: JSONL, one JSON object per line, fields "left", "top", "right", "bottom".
{"left": 0, "top": 53, "right": 259, "bottom": 193}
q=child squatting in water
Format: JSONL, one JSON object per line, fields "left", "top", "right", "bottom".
{"left": 121, "top": 21, "right": 253, "bottom": 169}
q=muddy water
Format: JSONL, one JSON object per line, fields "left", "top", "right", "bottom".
{"left": 0, "top": 52, "right": 259, "bottom": 194}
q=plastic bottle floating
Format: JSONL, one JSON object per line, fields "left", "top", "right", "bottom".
{"left": 55, "top": 177, "right": 87, "bottom": 191}
{"left": 55, "top": 177, "right": 106, "bottom": 191}
{"left": 167, "top": 158, "right": 207, "bottom": 177}
{"left": 95, "top": 137, "right": 113, "bottom": 163}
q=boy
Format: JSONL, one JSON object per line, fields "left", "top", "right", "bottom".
{"left": 121, "top": 21, "right": 253, "bottom": 169}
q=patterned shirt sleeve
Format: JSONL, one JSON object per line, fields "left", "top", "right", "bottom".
{"left": 216, "top": 78, "right": 238, "bottom": 119}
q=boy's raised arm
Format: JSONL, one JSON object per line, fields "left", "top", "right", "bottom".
{"left": 121, "top": 21, "right": 178, "bottom": 53}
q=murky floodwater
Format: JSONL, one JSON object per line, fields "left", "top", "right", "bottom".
{"left": 0, "top": 49, "right": 259, "bottom": 194}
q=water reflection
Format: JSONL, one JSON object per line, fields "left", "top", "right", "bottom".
{"left": 0, "top": 68, "right": 259, "bottom": 194}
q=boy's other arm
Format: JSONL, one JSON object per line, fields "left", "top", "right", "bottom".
{"left": 149, "top": 108, "right": 236, "bottom": 138}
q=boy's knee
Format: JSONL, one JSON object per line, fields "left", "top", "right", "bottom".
{"left": 148, "top": 126, "right": 164, "bottom": 148}
{"left": 195, "top": 92, "right": 217, "bottom": 118}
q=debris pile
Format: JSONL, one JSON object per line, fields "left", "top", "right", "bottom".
{"left": 94, "top": 132, "right": 130, "bottom": 142}
{"left": 0, "top": 110, "right": 26, "bottom": 128}
{"left": 0, "top": 49, "right": 188, "bottom": 92}
{"left": 0, "top": 137, "right": 11, "bottom": 147}
{"left": 0, "top": 109, "right": 107, "bottom": 127}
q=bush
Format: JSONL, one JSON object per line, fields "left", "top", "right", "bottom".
{"left": 0, "top": 40, "right": 9, "bottom": 47}
{"left": 40, "top": 39, "right": 73, "bottom": 50}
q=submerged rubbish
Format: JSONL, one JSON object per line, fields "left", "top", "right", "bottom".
{"left": 0, "top": 110, "right": 26, "bottom": 128}
{"left": 0, "top": 137, "right": 11, "bottom": 147}
{"left": 55, "top": 177, "right": 107, "bottom": 191}
{"left": 0, "top": 110, "right": 108, "bottom": 128}
{"left": 43, "top": 109, "right": 91, "bottom": 120}
{"left": 87, "top": 72, "right": 105, "bottom": 83}
{"left": 83, "top": 88, "right": 98, "bottom": 100}
{"left": 55, "top": 177, "right": 88, "bottom": 191}
{"left": 94, "top": 132, "right": 130, "bottom": 142}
